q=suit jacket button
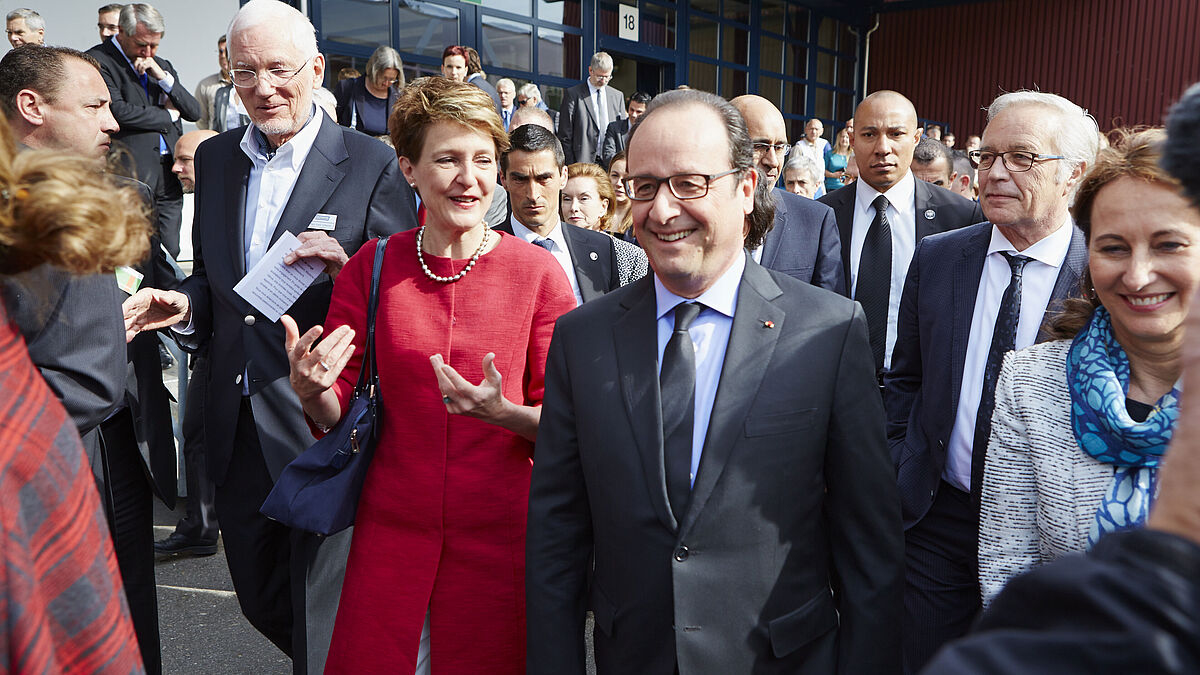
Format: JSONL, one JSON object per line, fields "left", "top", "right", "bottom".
{"left": 235, "top": 374, "right": 243, "bottom": 385}
{"left": 244, "top": 314, "right": 256, "bottom": 326}
{"left": 674, "top": 546, "right": 689, "bottom": 562}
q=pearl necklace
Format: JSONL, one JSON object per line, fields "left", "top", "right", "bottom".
{"left": 416, "top": 226, "right": 490, "bottom": 283}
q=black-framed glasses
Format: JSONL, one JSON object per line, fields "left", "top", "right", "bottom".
{"left": 517, "top": 97, "right": 530, "bottom": 106}
{"left": 969, "top": 149, "right": 1066, "bottom": 172}
{"left": 752, "top": 141, "right": 791, "bottom": 157}
{"left": 230, "top": 56, "right": 312, "bottom": 89}
{"left": 623, "top": 168, "right": 741, "bottom": 201}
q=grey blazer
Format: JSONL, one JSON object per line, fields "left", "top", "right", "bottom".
{"left": 527, "top": 256, "right": 904, "bottom": 674}
{"left": 557, "top": 82, "right": 625, "bottom": 165}
{"left": 178, "top": 114, "right": 417, "bottom": 484}
{"left": 978, "top": 340, "right": 1112, "bottom": 607}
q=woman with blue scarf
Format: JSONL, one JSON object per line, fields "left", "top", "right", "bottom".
{"left": 978, "top": 128, "right": 1200, "bottom": 607}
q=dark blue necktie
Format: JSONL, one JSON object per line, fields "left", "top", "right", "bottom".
{"left": 858, "top": 194, "right": 892, "bottom": 373}
{"left": 532, "top": 237, "right": 553, "bottom": 251}
{"left": 971, "top": 252, "right": 1031, "bottom": 501}
{"left": 661, "top": 302, "right": 703, "bottom": 520}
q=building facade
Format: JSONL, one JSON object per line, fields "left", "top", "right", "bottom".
{"left": 311, "top": 0, "right": 862, "bottom": 139}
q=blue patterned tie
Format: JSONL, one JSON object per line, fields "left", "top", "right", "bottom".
{"left": 532, "top": 237, "right": 553, "bottom": 251}
{"left": 971, "top": 252, "right": 1031, "bottom": 502}
{"left": 661, "top": 302, "right": 703, "bottom": 520}
{"left": 139, "top": 71, "right": 169, "bottom": 155}
{"left": 858, "top": 195, "right": 892, "bottom": 373}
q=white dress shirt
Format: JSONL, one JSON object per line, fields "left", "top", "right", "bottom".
{"left": 239, "top": 105, "right": 324, "bottom": 272}
{"left": 849, "top": 171, "right": 917, "bottom": 369}
{"left": 510, "top": 216, "right": 584, "bottom": 306}
{"left": 944, "top": 220, "right": 1073, "bottom": 492}
{"left": 587, "top": 81, "right": 608, "bottom": 136}
{"left": 654, "top": 253, "right": 744, "bottom": 487}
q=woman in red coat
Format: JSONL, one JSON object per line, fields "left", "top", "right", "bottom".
{"left": 285, "top": 77, "right": 575, "bottom": 674}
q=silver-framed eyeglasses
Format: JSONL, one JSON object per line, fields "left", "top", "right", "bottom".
{"left": 752, "top": 142, "right": 791, "bottom": 157}
{"left": 623, "top": 168, "right": 741, "bottom": 201}
{"left": 968, "top": 149, "right": 1066, "bottom": 172}
{"left": 230, "top": 57, "right": 313, "bottom": 88}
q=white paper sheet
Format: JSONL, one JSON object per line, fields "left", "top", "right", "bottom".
{"left": 233, "top": 230, "right": 324, "bottom": 322}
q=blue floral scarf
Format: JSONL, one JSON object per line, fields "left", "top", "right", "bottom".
{"left": 1066, "top": 307, "right": 1180, "bottom": 547}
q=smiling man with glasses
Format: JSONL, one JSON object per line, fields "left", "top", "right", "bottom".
{"left": 528, "top": 88, "right": 903, "bottom": 675}
{"left": 882, "top": 90, "right": 1098, "bottom": 673}
{"left": 120, "top": 1, "right": 418, "bottom": 671}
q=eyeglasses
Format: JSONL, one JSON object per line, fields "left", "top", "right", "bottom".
{"left": 752, "top": 142, "right": 791, "bottom": 157}
{"left": 517, "top": 98, "right": 530, "bottom": 106}
{"left": 968, "top": 149, "right": 1066, "bottom": 172}
{"left": 623, "top": 168, "right": 741, "bottom": 201}
{"left": 230, "top": 57, "right": 312, "bottom": 89}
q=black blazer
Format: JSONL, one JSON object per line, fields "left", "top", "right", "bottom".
{"left": 87, "top": 38, "right": 200, "bottom": 182}
{"left": 494, "top": 220, "right": 621, "bottom": 302}
{"left": 599, "top": 118, "right": 631, "bottom": 168}
{"left": 177, "top": 115, "right": 417, "bottom": 485}
{"left": 883, "top": 222, "right": 1088, "bottom": 528}
{"left": 819, "top": 177, "right": 984, "bottom": 294}
{"left": 758, "top": 188, "right": 846, "bottom": 295}
{"left": 527, "top": 257, "right": 904, "bottom": 674}
{"left": 332, "top": 76, "right": 400, "bottom": 136}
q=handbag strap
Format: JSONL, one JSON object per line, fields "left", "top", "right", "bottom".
{"left": 354, "top": 235, "right": 388, "bottom": 396}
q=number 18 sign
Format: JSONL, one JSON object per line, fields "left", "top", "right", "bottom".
{"left": 619, "top": 4, "right": 638, "bottom": 41}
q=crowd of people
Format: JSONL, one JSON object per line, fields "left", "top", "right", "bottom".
{"left": 2, "top": 1, "right": 1200, "bottom": 674}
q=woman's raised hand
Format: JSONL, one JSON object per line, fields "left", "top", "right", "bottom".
{"left": 283, "top": 314, "right": 355, "bottom": 404}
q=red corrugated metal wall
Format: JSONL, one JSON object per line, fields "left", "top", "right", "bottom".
{"left": 868, "top": 0, "right": 1200, "bottom": 137}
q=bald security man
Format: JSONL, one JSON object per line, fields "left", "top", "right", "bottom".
{"left": 732, "top": 95, "right": 844, "bottom": 294}
{"left": 819, "top": 91, "right": 983, "bottom": 378}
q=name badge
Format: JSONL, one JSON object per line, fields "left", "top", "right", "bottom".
{"left": 115, "top": 266, "right": 144, "bottom": 295}
{"left": 308, "top": 213, "right": 338, "bottom": 231}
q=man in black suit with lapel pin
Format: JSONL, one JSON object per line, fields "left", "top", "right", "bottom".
{"left": 820, "top": 91, "right": 984, "bottom": 378}
{"left": 883, "top": 91, "right": 1096, "bottom": 673}
{"left": 496, "top": 123, "right": 645, "bottom": 304}
{"left": 527, "top": 88, "right": 903, "bottom": 674}
{"left": 732, "top": 94, "right": 845, "bottom": 295}
{"left": 87, "top": 2, "right": 200, "bottom": 259}
{"left": 121, "top": 1, "right": 417, "bottom": 672}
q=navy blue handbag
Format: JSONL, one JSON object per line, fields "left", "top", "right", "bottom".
{"left": 260, "top": 235, "right": 389, "bottom": 536}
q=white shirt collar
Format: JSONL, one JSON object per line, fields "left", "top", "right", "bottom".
{"left": 510, "top": 216, "right": 568, "bottom": 250}
{"left": 110, "top": 35, "right": 138, "bottom": 73}
{"left": 587, "top": 80, "right": 605, "bottom": 98}
{"left": 654, "top": 251, "right": 745, "bottom": 320}
{"left": 986, "top": 217, "right": 1073, "bottom": 267}
{"left": 854, "top": 169, "right": 917, "bottom": 216}
{"left": 239, "top": 104, "right": 323, "bottom": 171}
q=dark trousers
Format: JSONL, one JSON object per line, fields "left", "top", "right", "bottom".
{"left": 215, "top": 398, "right": 308, "bottom": 674}
{"left": 98, "top": 410, "right": 161, "bottom": 675}
{"left": 174, "top": 353, "right": 218, "bottom": 540}
{"left": 154, "top": 154, "right": 183, "bottom": 259}
{"left": 902, "top": 480, "right": 980, "bottom": 674}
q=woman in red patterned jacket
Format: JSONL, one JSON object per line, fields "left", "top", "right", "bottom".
{"left": 0, "top": 116, "right": 150, "bottom": 674}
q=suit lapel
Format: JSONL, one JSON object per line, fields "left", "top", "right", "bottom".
{"left": 562, "top": 223, "right": 606, "bottom": 302}
{"left": 828, "top": 187, "right": 855, "bottom": 293}
{"left": 758, "top": 189, "right": 786, "bottom": 268}
{"left": 949, "top": 226, "right": 991, "bottom": 407}
{"left": 914, "top": 180, "right": 940, "bottom": 241}
{"left": 614, "top": 277, "right": 677, "bottom": 532}
{"left": 270, "top": 115, "right": 348, "bottom": 246}
{"left": 1038, "top": 225, "right": 1087, "bottom": 342}
{"left": 679, "top": 259, "right": 784, "bottom": 537}
{"left": 582, "top": 87, "right": 600, "bottom": 131}
{"left": 224, "top": 149, "right": 252, "bottom": 280}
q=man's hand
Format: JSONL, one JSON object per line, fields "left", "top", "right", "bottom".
{"left": 122, "top": 288, "right": 190, "bottom": 342}
{"left": 134, "top": 56, "right": 167, "bottom": 82}
{"left": 284, "top": 231, "right": 350, "bottom": 279}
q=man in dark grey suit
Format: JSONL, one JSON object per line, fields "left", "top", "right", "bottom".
{"left": 1, "top": 43, "right": 179, "bottom": 674}
{"left": 496, "top": 124, "right": 643, "bottom": 304}
{"left": 122, "top": 2, "right": 417, "bottom": 671}
{"left": 464, "top": 46, "right": 501, "bottom": 114}
{"left": 558, "top": 51, "right": 625, "bottom": 165}
{"left": 87, "top": 3, "right": 200, "bottom": 259}
{"left": 820, "top": 91, "right": 984, "bottom": 376}
{"left": 527, "top": 89, "right": 903, "bottom": 674}
{"left": 883, "top": 91, "right": 1097, "bottom": 673}
{"left": 599, "top": 90, "right": 649, "bottom": 168}
{"left": 733, "top": 94, "right": 844, "bottom": 295}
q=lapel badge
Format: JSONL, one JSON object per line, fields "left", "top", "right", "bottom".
{"left": 924, "top": 208, "right": 936, "bottom": 220}
{"left": 589, "top": 251, "right": 599, "bottom": 261}
{"left": 762, "top": 320, "right": 774, "bottom": 329}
